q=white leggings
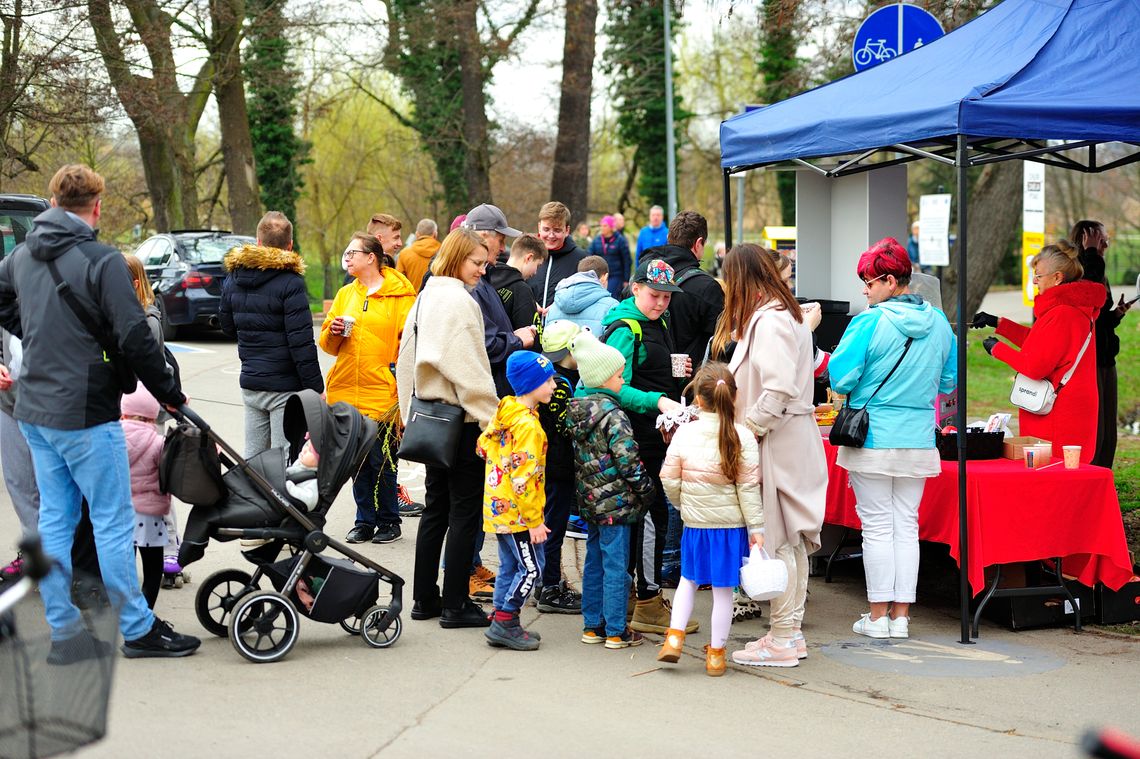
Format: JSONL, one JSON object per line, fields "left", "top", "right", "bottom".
{"left": 848, "top": 472, "right": 927, "bottom": 604}
{"left": 670, "top": 578, "right": 733, "bottom": 648}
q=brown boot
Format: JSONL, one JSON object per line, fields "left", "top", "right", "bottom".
{"left": 632, "top": 593, "right": 701, "bottom": 634}
{"left": 705, "top": 644, "right": 727, "bottom": 677}
{"left": 656, "top": 627, "right": 686, "bottom": 663}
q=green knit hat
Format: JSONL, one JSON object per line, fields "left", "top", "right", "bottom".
{"left": 570, "top": 331, "right": 625, "bottom": 387}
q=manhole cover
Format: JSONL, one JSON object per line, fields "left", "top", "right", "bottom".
{"left": 820, "top": 635, "right": 1065, "bottom": 677}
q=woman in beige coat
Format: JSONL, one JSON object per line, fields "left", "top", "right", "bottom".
{"left": 711, "top": 244, "right": 827, "bottom": 668}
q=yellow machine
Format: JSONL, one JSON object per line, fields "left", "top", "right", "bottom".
{"left": 761, "top": 226, "right": 796, "bottom": 253}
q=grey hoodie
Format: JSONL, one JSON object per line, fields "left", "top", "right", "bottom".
{"left": 0, "top": 208, "right": 181, "bottom": 430}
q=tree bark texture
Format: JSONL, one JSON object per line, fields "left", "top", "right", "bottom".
{"left": 454, "top": 0, "right": 492, "bottom": 206}
{"left": 211, "top": 0, "right": 261, "bottom": 235}
{"left": 550, "top": 0, "right": 597, "bottom": 224}
{"left": 941, "top": 161, "right": 1022, "bottom": 322}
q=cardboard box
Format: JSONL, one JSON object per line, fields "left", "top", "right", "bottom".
{"left": 981, "top": 577, "right": 1094, "bottom": 630}
{"left": 1095, "top": 578, "right": 1140, "bottom": 625}
{"left": 1003, "top": 436, "right": 1051, "bottom": 460}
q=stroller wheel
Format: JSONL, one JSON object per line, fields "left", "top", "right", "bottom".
{"left": 360, "top": 605, "right": 402, "bottom": 649}
{"left": 229, "top": 591, "right": 300, "bottom": 663}
{"left": 195, "top": 569, "right": 257, "bottom": 638}
{"left": 339, "top": 615, "right": 364, "bottom": 635}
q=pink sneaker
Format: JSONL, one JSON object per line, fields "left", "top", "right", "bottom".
{"left": 732, "top": 636, "right": 799, "bottom": 667}
{"left": 793, "top": 632, "right": 808, "bottom": 660}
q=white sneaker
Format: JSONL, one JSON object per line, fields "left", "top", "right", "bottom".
{"left": 888, "top": 616, "right": 909, "bottom": 639}
{"left": 852, "top": 613, "right": 890, "bottom": 639}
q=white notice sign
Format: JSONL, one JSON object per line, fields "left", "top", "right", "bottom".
{"left": 1023, "top": 162, "right": 1045, "bottom": 234}
{"left": 918, "top": 193, "right": 952, "bottom": 267}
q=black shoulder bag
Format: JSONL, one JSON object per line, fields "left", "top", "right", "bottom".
{"left": 47, "top": 258, "right": 137, "bottom": 394}
{"left": 396, "top": 296, "right": 466, "bottom": 469}
{"left": 829, "top": 337, "right": 913, "bottom": 448}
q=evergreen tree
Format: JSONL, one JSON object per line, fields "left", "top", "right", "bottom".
{"left": 245, "top": 0, "right": 308, "bottom": 244}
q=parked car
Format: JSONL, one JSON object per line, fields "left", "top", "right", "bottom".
{"left": 136, "top": 230, "right": 254, "bottom": 339}
{"left": 0, "top": 194, "right": 50, "bottom": 261}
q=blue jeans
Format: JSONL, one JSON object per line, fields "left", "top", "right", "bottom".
{"left": 582, "top": 523, "right": 632, "bottom": 637}
{"left": 20, "top": 421, "right": 154, "bottom": 642}
{"left": 353, "top": 436, "right": 398, "bottom": 528}
{"left": 662, "top": 497, "right": 683, "bottom": 578}
{"left": 492, "top": 532, "right": 544, "bottom": 614}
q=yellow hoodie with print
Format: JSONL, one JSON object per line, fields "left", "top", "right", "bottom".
{"left": 477, "top": 396, "right": 547, "bottom": 534}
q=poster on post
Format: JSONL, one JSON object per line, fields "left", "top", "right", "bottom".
{"left": 918, "top": 193, "right": 952, "bottom": 267}
{"left": 1022, "top": 162, "right": 1046, "bottom": 306}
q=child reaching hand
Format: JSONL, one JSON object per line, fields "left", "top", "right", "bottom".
{"left": 656, "top": 363, "right": 764, "bottom": 676}
{"left": 121, "top": 387, "right": 172, "bottom": 609}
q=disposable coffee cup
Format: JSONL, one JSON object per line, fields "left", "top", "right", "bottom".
{"left": 341, "top": 315, "right": 356, "bottom": 337}
{"left": 670, "top": 353, "right": 688, "bottom": 378}
{"left": 1023, "top": 448, "right": 1035, "bottom": 469}
{"left": 1063, "top": 445, "right": 1081, "bottom": 470}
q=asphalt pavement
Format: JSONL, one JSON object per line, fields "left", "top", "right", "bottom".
{"left": 1, "top": 327, "right": 1137, "bottom": 758}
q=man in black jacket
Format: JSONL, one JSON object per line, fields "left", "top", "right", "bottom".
{"left": 486, "top": 233, "right": 545, "bottom": 331}
{"left": 530, "top": 201, "right": 586, "bottom": 311}
{"left": 640, "top": 211, "right": 724, "bottom": 371}
{"left": 220, "top": 211, "right": 324, "bottom": 457}
{"left": 0, "top": 164, "right": 198, "bottom": 659}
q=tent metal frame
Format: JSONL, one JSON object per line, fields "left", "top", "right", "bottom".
{"left": 721, "top": 136, "right": 1139, "bottom": 645}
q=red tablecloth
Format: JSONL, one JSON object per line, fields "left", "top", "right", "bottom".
{"left": 822, "top": 440, "right": 1134, "bottom": 596}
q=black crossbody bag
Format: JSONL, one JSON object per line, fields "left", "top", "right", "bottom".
{"left": 396, "top": 297, "right": 465, "bottom": 468}
{"left": 829, "top": 337, "right": 913, "bottom": 448}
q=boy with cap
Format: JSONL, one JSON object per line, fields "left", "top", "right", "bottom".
{"left": 566, "top": 332, "right": 655, "bottom": 648}
{"left": 476, "top": 351, "right": 558, "bottom": 650}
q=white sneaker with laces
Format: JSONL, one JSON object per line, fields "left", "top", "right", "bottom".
{"left": 852, "top": 613, "right": 890, "bottom": 639}
{"left": 888, "top": 615, "right": 909, "bottom": 639}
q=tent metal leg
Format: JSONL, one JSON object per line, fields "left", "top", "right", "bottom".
{"left": 955, "top": 134, "right": 973, "bottom": 645}
{"left": 971, "top": 559, "right": 1083, "bottom": 637}
{"left": 723, "top": 169, "right": 734, "bottom": 250}
{"left": 824, "top": 527, "right": 860, "bottom": 583}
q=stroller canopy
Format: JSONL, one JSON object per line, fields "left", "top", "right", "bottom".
{"left": 284, "top": 390, "right": 379, "bottom": 513}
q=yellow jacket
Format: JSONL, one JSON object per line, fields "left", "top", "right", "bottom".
{"left": 319, "top": 270, "right": 416, "bottom": 420}
{"left": 477, "top": 397, "right": 547, "bottom": 534}
{"left": 395, "top": 236, "right": 440, "bottom": 293}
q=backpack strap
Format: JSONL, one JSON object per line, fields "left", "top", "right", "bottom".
{"left": 602, "top": 318, "right": 642, "bottom": 385}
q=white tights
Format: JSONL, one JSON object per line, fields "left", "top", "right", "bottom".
{"left": 669, "top": 578, "right": 734, "bottom": 648}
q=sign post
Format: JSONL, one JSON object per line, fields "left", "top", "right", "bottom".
{"left": 853, "top": 3, "right": 945, "bottom": 72}
{"left": 1022, "top": 162, "right": 1046, "bottom": 306}
{"left": 918, "top": 193, "right": 952, "bottom": 267}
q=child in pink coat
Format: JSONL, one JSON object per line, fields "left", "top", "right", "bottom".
{"left": 121, "top": 387, "right": 171, "bottom": 609}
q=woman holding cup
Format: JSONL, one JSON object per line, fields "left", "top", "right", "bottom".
{"left": 320, "top": 232, "right": 417, "bottom": 545}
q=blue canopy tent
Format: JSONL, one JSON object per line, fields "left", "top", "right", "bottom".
{"left": 719, "top": 0, "right": 1140, "bottom": 642}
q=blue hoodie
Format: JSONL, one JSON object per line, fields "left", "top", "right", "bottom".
{"left": 546, "top": 271, "right": 619, "bottom": 335}
{"left": 829, "top": 296, "right": 957, "bottom": 449}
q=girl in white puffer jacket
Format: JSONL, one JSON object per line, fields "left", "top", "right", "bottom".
{"left": 655, "top": 362, "right": 763, "bottom": 676}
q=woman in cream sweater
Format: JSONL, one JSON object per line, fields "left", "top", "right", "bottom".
{"left": 396, "top": 228, "right": 499, "bottom": 630}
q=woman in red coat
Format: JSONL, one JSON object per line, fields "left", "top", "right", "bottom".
{"left": 975, "top": 241, "right": 1103, "bottom": 463}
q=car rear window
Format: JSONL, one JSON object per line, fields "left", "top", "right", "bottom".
{"left": 0, "top": 212, "right": 37, "bottom": 259}
{"left": 179, "top": 236, "right": 249, "bottom": 264}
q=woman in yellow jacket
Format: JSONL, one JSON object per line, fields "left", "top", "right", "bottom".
{"left": 320, "top": 232, "right": 416, "bottom": 545}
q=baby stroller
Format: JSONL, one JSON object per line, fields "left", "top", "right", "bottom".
{"left": 173, "top": 390, "right": 404, "bottom": 663}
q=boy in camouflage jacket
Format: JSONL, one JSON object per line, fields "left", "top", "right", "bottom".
{"left": 566, "top": 332, "right": 654, "bottom": 648}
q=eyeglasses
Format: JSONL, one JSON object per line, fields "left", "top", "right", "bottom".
{"left": 466, "top": 257, "right": 489, "bottom": 270}
{"left": 343, "top": 248, "right": 369, "bottom": 260}
{"left": 861, "top": 273, "right": 887, "bottom": 286}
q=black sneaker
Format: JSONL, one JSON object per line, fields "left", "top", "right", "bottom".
{"left": 47, "top": 629, "right": 112, "bottom": 666}
{"left": 410, "top": 598, "right": 443, "bottom": 621}
{"left": 345, "top": 525, "right": 375, "bottom": 544}
{"left": 397, "top": 485, "right": 425, "bottom": 517}
{"left": 535, "top": 583, "right": 582, "bottom": 614}
{"left": 439, "top": 601, "right": 491, "bottom": 629}
{"left": 121, "top": 618, "right": 201, "bottom": 659}
{"left": 371, "top": 524, "right": 402, "bottom": 544}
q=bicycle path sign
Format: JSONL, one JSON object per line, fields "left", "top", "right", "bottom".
{"left": 852, "top": 3, "right": 944, "bottom": 72}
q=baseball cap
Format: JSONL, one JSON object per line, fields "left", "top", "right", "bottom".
{"left": 463, "top": 204, "right": 521, "bottom": 237}
{"left": 632, "top": 258, "right": 683, "bottom": 292}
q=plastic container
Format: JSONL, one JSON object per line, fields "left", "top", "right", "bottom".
{"left": 935, "top": 429, "right": 1005, "bottom": 461}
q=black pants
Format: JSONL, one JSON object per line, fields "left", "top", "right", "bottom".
{"left": 541, "top": 477, "right": 573, "bottom": 588}
{"left": 71, "top": 499, "right": 103, "bottom": 586}
{"left": 137, "top": 546, "right": 164, "bottom": 609}
{"left": 1093, "top": 364, "right": 1118, "bottom": 468}
{"left": 629, "top": 456, "right": 667, "bottom": 600}
{"left": 414, "top": 424, "right": 483, "bottom": 609}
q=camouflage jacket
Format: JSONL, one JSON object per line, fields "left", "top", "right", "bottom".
{"left": 565, "top": 389, "right": 654, "bottom": 525}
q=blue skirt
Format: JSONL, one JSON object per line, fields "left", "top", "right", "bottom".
{"left": 680, "top": 526, "right": 750, "bottom": 587}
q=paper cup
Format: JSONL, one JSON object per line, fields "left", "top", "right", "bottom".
{"left": 670, "top": 353, "right": 687, "bottom": 378}
{"left": 341, "top": 315, "right": 356, "bottom": 337}
{"left": 1023, "top": 448, "right": 1035, "bottom": 469}
{"left": 1063, "top": 445, "right": 1081, "bottom": 470}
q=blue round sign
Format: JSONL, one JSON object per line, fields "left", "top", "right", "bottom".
{"left": 852, "top": 3, "right": 945, "bottom": 72}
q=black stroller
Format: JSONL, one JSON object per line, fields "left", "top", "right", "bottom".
{"left": 174, "top": 390, "right": 404, "bottom": 663}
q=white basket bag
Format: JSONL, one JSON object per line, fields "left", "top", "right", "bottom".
{"left": 739, "top": 544, "right": 789, "bottom": 601}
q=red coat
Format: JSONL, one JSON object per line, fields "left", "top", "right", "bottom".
{"left": 992, "top": 280, "right": 1103, "bottom": 463}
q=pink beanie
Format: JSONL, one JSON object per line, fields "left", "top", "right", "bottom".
{"left": 449, "top": 214, "right": 467, "bottom": 232}
{"left": 121, "top": 386, "right": 160, "bottom": 420}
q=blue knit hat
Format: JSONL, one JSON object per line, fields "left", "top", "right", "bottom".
{"left": 506, "top": 351, "right": 556, "bottom": 396}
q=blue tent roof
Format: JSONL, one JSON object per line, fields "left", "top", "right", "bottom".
{"left": 721, "top": 0, "right": 1140, "bottom": 169}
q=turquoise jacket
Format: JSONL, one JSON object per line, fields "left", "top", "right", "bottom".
{"left": 829, "top": 296, "right": 957, "bottom": 449}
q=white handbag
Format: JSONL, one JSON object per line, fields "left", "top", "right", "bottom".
{"left": 1009, "top": 323, "right": 1092, "bottom": 416}
{"left": 739, "top": 544, "right": 788, "bottom": 601}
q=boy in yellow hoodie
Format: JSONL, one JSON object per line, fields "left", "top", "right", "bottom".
{"left": 476, "top": 351, "right": 558, "bottom": 650}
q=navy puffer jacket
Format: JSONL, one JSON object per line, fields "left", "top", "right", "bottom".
{"left": 220, "top": 244, "right": 323, "bottom": 393}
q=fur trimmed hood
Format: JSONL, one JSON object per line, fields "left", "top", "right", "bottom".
{"left": 224, "top": 244, "right": 306, "bottom": 275}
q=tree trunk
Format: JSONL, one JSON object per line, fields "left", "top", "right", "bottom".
{"left": 454, "top": 0, "right": 491, "bottom": 205}
{"left": 550, "top": 0, "right": 597, "bottom": 224}
{"left": 941, "top": 162, "right": 1023, "bottom": 322}
{"left": 212, "top": 0, "right": 261, "bottom": 234}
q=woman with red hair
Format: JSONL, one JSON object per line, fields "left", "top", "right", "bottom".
{"left": 829, "top": 238, "right": 956, "bottom": 641}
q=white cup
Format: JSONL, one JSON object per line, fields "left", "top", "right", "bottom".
{"left": 341, "top": 315, "right": 356, "bottom": 337}
{"left": 670, "top": 353, "right": 687, "bottom": 378}
{"left": 1063, "top": 445, "right": 1081, "bottom": 470}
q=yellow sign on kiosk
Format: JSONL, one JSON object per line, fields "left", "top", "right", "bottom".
{"left": 1022, "top": 231, "right": 1044, "bottom": 306}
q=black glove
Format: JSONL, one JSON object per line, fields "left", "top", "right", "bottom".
{"left": 983, "top": 337, "right": 998, "bottom": 356}
{"left": 971, "top": 311, "right": 999, "bottom": 329}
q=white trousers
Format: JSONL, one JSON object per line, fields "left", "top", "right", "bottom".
{"left": 848, "top": 472, "right": 926, "bottom": 604}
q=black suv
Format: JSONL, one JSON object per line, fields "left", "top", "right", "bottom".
{"left": 0, "top": 194, "right": 50, "bottom": 261}
{"left": 136, "top": 230, "right": 254, "bottom": 339}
